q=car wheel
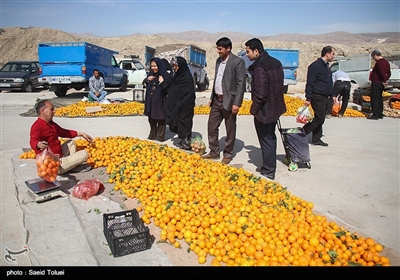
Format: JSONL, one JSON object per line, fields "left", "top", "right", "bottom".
{"left": 54, "top": 87, "right": 68, "bottom": 97}
{"left": 43, "top": 84, "right": 50, "bottom": 90}
{"left": 23, "top": 83, "right": 33, "bottom": 92}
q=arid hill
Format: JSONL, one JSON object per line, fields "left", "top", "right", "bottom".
{"left": 1, "top": 27, "right": 399, "bottom": 82}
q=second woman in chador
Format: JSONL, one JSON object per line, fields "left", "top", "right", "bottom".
{"left": 143, "top": 57, "right": 172, "bottom": 141}
{"left": 165, "top": 56, "right": 196, "bottom": 150}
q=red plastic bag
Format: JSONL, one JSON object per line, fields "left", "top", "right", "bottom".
{"left": 36, "top": 147, "right": 60, "bottom": 182}
{"left": 72, "top": 178, "right": 105, "bottom": 200}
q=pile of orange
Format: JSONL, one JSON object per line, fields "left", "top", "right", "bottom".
{"left": 19, "top": 136, "right": 392, "bottom": 266}
{"left": 53, "top": 96, "right": 367, "bottom": 118}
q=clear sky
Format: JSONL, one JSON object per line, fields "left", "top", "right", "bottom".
{"left": 0, "top": 0, "right": 399, "bottom": 37}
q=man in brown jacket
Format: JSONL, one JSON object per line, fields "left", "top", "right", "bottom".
{"left": 245, "top": 38, "right": 286, "bottom": 180}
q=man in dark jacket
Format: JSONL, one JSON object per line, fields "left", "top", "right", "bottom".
{"left": 245, "top": 38, "right": 286, "bottom": 180}
{"left": 303, "top": 46, "right": 336, "bottom": 147}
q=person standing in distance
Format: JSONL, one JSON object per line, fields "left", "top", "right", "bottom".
{"left": 245, "top": 38, "right": 286, "bottom": 181}
{"left": 202, "top": 37, "right": 246, "bottom": 164}
{"left": 303, "top": 46, "right": 336, "bottom": 147}
{"left": 332, "top": 70, "right": 351, "bottom": 118}
{"left": 88, "top": 69, "right": 108, "bottom": 102}
{"left": 367, "top": 50, "right": 391, "bottom": 120}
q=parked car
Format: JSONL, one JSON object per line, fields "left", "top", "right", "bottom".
{"left": 0, "top": 60, "right": 49, "bottom": 93}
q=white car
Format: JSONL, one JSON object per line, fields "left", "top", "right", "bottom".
{"left": 118, "top": 59, "right": 147, "bottom": 88}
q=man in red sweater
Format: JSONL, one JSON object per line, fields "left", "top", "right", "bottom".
{"left": 30, "top": 99, "right": 93, "bottom": 174}
{"left": 368, "top": 50, "right": 391, "bottom": 120}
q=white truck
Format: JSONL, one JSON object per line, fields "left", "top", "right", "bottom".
{"left": 145, "top": 44, "right": 209, "bottom": 91}
{"left": 329, "top": 53, "right": 400, "bottom": 90}
{"left": 116, "top": 55, "right": 147, "bottom": 88}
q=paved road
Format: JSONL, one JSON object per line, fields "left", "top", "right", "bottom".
{"left": 1, "top": 86, "right": 399, "bottom": 266}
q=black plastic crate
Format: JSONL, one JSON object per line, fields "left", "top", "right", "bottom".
{"left": 103, "top": 209, "right": 152, "bottom": 257}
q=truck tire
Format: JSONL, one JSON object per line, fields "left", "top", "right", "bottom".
{"left": 283, "top": 85, "right": 289, "bottom": 94}
{"left": 120, "top": 75, "right": 128, "bottom": 92}
{"left": 193, "top": 74, "right": 198, "bottom": 91}
{"left": 246, "top": 76, "right": 251, "bottom": 92}
{"left": 197, "top": 76, "right": 209, "bottom": 91}
{"left": 54, "top": 87, "right": 68, "bottom": 97}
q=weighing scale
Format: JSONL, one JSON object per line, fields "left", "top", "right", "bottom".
{"left": 25, "top": 178, "right": 67, "bottom": 203}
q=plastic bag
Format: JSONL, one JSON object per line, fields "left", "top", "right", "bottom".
{"left": 72, "top": 178, "right": 105, "bottom": 200}
{"left": 296, "top": 106, "right": 313, "bottom": 124}
{"left": 190, "top": 135, "right": 206, "bottom": 154}
{"left": 36, "top": 147, "right": 60, "bottom": 182}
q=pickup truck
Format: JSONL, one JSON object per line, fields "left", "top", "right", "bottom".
{"left": 237, "top": 48, "right": 299, "bottom": 93}
{"left": 116, "top": 55, "right": 147, "bottom": 88}
{"left": 145, "top": 44, "right": 209, "bottom": 91}
{"left": 38, "top": 42, "right": 128, "bottom": 97}
{"left": 329, "top": 53, "right": 400, "bottom": 89}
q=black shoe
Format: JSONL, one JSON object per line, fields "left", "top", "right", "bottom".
{"left": 312, "top": 140, "right": 328, "bottom": 147}
{"left": 367, "top": 114, "right": 379, "bottom": 120}
{"left": 261, "top": 173, "right": 275, "bottom": 180}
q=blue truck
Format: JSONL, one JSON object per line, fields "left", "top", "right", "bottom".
{"left": 38, "top": 42, "right": 128, "bottom": 97}
{"left": 237, "top": 48, "right": 300, "bottom": 93}
{"left": 145, "top": 44, "right": 209, "bottom": 91}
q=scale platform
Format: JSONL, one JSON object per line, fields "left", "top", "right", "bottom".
{"left": 25, "top": 178, "right": 67, "bottom": 203}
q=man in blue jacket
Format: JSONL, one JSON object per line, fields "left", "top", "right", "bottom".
{"left": 303, "top": 46, "right": 336, "bottom": 147}
{"left": 245, "top": 38, "right": 286, "bottom": 180}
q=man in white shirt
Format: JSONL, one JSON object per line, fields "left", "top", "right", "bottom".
{"left": 331, "top": 70, "right": 351, "bottom": 118}
{"left": 202, "top": 37, "right": 246, "bottom": 164}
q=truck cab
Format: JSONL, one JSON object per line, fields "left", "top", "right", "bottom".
{"left": 238, "top": 48, "right": 299, "bottom": 93}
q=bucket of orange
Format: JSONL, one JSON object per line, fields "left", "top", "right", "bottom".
{"left": 36, "top": 147, "right": 60, "bottom": 182}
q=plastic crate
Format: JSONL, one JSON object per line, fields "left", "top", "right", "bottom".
{"left": 103, "top": 209, "right": 152, "bottom": 257}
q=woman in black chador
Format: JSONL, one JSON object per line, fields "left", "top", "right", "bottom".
{"left": 143, "top": 57, "right": 172, "bottom": 141}
{"left": 166, "top": 56, "right": 196, "bottom": 150}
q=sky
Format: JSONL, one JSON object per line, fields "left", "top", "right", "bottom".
{"left": 0, "top": 0, "right": 399, "bottom": 37}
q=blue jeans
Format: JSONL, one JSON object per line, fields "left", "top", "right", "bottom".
{"left": 89, "top": 90, "right": 107, "bottom": 102}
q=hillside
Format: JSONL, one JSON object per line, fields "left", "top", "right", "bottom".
{"left": 1, "top": 27, "right": 399, "bottom": 82}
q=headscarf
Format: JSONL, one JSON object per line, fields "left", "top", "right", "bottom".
{"left": 169, "top": 56, "right": 195, "bottom": 101}
{"left": 161, "top": 58, "right": 173, "bottom": 76}
{"left": 147, "top": 57, "right": 168, "bottom": 78}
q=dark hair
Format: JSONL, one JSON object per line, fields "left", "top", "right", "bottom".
{"left": 321, "top": 46, "right": 334, "bottom": 57}
{"left": 35, "top": 99, "right": 49, "bottom": 114}
{"left": 371, "top": 50, "right": 381, "bottom": 57}
{"left": 216, "top": 37, "right": 232, "bottom": 50}
{"left": 245, "top": 38, "right": 264, "bottom": 53}
{"left": 93, "top": 69, "right": 99, "bottom": 73}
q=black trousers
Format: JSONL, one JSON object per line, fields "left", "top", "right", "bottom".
{"left": 333, "top": 80, "right": 351, "bottom": 115}
{"left": 303, "top": 94, "right": 329, "bottom": 143}
{"left": 254, "top": 118, "right": 277, "bottom": 176}
{"left": 370, "top": 82, "right": 384, "bottom": 118}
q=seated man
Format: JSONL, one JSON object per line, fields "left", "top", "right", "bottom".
{"left": 88, "top": 69, "right": 108, "bottom": 102}
{"left": 30, "top": 99, "right": 93, "bottom": 174}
